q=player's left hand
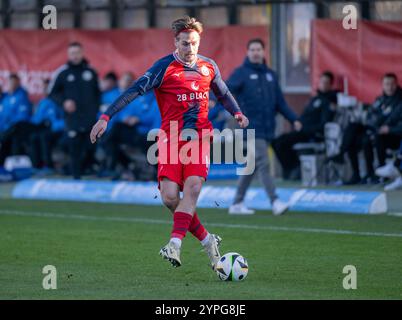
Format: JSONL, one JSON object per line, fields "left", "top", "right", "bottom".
{"left": 235, "top": 113, "right": 249, "bottom": 128}
{"left": 90, "top": 119, "right": 108, "bottom": 144}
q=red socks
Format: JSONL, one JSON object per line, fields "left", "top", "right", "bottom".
{"left": 171, "top": 211, "right": 209, "bottom": 242}
{"left": 188, "top": 212, "right": 208, "bottom": 241}
{"left": 171, "top": 211, "right": 193, "bottom": 240}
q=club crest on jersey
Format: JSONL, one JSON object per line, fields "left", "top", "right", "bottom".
{"left": 191, "top": 81, "right": 199, "bottom": 91}
{"left": 82, "top": 70, "right": 93, "bottom": 81}
{"left": 200, "top": 65, "right": 210, "bottom": 76}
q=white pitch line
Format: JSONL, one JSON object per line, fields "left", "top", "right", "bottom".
{"left": 1, "top": 209, "right": 402, "bottom": 238}
{"left": 388, "top": 212, "right": 402, "bottom": 217}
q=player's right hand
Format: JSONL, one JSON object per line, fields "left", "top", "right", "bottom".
{"left": 90, "top": 119, "right": 108, "bottom": 144}
{"left": 235, "top": 112, "right": 249, "bottom": 129}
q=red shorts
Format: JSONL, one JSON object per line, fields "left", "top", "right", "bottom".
{"left": 157, "top": 135, "right": 211, "bottom": 191}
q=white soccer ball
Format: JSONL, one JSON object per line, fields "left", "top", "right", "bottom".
{"left": 216, "top": 252, "right": 248, "bottom": 281}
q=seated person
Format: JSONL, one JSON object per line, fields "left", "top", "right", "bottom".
{"left": 0, "top": 84, "right": 5, "bottom": 132}
{"left": 272, "top": 71, "right": 337, "bottom": 180}
{"left": 0, "top": 84, "right": 4, "bottom": 102}
{"left": 373, "top": 75, "right": 402, "bottom": 168}
{"left": 0, "top": 74, "right": 32, "bottom": 166}
{"left": 99, "top": 71, "right": 121, "bottom": 132}
{"left": 376, "top": 137, "right": 402, "bottom": 191}
{"left": 29, "top": 79, "right": 65, "bottom": 174}
{"left": 331, "top": 73, "right": 402, "bottom": 184}
{"left": 101, "top": 72, "right": 161, "bottom": 176}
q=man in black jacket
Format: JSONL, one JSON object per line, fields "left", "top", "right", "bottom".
{"left": 373, "top": 74, "right": 402, "bottom": 168}
{"left": 48, "top": 42, "right": 101, "bottom": 179}
{"left": 332, "top": 73, "right": 402, "bottom": 184}
{"left": 272, "top": 71, "right": 337, "bottom": 180}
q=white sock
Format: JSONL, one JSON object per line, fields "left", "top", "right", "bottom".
{"left": 170, "top": 237, "right": 182, "bottom": 248}
{"left": 201, "top": 233, "right": 211, "bottom": 247}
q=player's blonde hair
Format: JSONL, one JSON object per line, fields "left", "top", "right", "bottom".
{"left": 172, "top": 16, "right": 203, "bottom": 38}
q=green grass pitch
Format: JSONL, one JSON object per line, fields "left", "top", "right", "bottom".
{"left": 0, "top": 198, "right": 401, "bottom": 299}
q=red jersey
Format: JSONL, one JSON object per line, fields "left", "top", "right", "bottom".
{"left": 104, "top": 51, "right": 241, "bottom": 136}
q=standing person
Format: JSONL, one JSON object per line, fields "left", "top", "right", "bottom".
{"left": 226, "top": 38, "right": 301, "bottom": 216}
{"left": 90, "top": 16, "right": 249, "bottom": 270}
{"left": 48, "top": 42, "right": 101, "bottom": 179}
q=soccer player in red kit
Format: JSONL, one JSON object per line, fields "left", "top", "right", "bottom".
{"left": 90, "top": 16, "right": 249, "bottom": 270}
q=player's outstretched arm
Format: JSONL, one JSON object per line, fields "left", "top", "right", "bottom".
{"left": 90, "top": 59, "right": 166, "bottom": 143}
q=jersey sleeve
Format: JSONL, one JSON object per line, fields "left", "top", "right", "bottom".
{"left": 210, "top": 62, "right": 242, "bottom": 117}
{"left": 104, "top": 59, "right": 167, "bottom": 119}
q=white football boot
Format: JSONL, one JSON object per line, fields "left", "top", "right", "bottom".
{"left": 228, "top": 202, "right": 255, "bottom": 215}
{"left": 384, "top": 176, "right": 402, "bottom": 191}
{"left": 159, "top": 241, "right": 182, "bottom": 268}
{"left": 203, "top": 234, "right": 222, "bottom": 270}
{"left": 375, "top": 162, "right": 400, "bottom": 179}
{"left": 272, "top": 199, "right": 289, "bottom": 216}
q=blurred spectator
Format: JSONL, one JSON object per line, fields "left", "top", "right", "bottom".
{"left": 100, "top": 72, "right": 161, "bottom": 177}
{"left": 375, "top": 140, "right": 402, "bottom": 191}
{"left": 100, "top": 71, "right": 128, "bottom": 132}
{"left": 373, "top": 74, "right": 402, "bottom": 168}
{"left": 48, "top": 42, "right": 101, "bottom": 179}
{"left": 101, "top": 71, "right": 119, "bottom": 96}
{"left": 272, "top": 71, "right": 337, "bottom": 180}
{"left": 227, "top": 38, "right": 299, "bottom": 215}
{"left": 331, "top": 73, "right": 402, "bottom": 184}
{"left": 0, "top": 84, "right": 4, "bottom": 102}
{"left": 376, "top": 139, "right": 402, "bottom": 191}
{"left": 100, "top": 71, "right": 120, "bottom": 112}
{"left": 29, "top": 79, "right": 65, "bottom": 175}
{"left": 0, "top": 74, "right": 32, "bottom": 166}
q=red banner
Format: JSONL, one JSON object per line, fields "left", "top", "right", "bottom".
{"left": 311, "top": 19, "right": 402, "bottom": 104}
{"left": 0, "top": 26, "right": 269, "bottom": 101}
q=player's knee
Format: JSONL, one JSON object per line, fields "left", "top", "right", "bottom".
{"left": 185, "top": 179, "right": 202, "bottom": 199}
{"left": 161, "top": 192, "right": 179, "bottom": 210}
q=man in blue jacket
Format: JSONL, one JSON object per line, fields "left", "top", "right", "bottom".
{"left": 0, "top": 74, "right": 32, "bottom": 165}
{"left": 101, "top": 72, "right": 161, "bottom": 178}
{"left": 29, "top": 79, "right": 65, "bottom": 174}
{"left": 227, "top": 38, "right": 301, "bottom": 215}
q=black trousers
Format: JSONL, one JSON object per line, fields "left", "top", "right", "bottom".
{"left": 272, "top": 131, "right": 313, "bottom": 178}
{"left": 341, "top": 123, "right": 375, "bottom": 178}
{"left": 67, "top": 130, "right": 94, "bottom": 179}
{"left": 0, "top": 121, "right": 35, "bottom": 166}
{"left": 29, "top": 127, "right": 63, "bottom": 169}
{"left": 101, "top": 122, "right": 146, "bottom": 171}
{"left": 375, "top": 133, "right": 401, "bottom": 167}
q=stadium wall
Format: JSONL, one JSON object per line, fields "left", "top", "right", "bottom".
{"left": 311, "top": 20, "right": 402, "bottom": 104}
{"left": 0, "top": 25, "right": 269, "bottom": 101}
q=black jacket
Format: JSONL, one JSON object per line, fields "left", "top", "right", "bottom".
{"left": 226, "top": 57, "right": 297, "bottom": 141}
{"left": 384, "top": 101, "right": 402, "bottom": 136}
{"left": 367, "top": 86, "right": 402, "bottom": 129}
{"left": 48, "top": 59, "right": 100, "bottom": 132}
{"left": 300, "top": 90, "right": 337, "bottom": 136}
